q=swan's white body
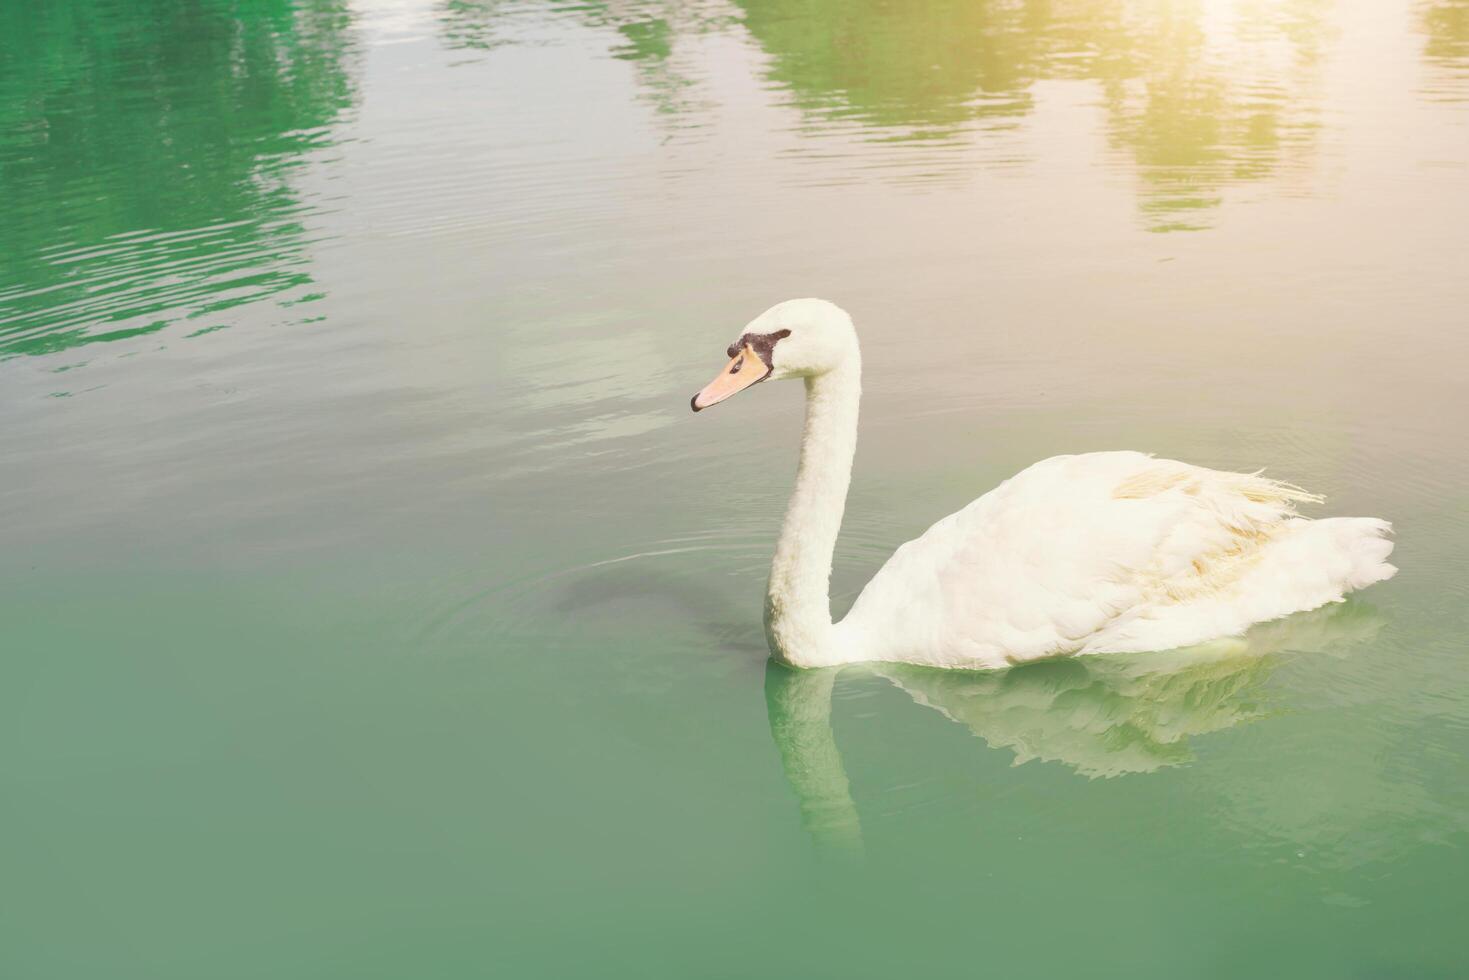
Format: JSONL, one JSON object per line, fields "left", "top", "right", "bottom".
{"left": 693, "top": 299, "right": 1396, "bottom": 671}
{"left": 831, "top": 452, "right": 1394, "bottom": 669}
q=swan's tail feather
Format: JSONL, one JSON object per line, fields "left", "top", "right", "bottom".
{"left": 1114, "top": 463, "right": 1323, "bottom": 530}
{"left": 1194, "top": 470, "right": 1327, "bottom": 539}
{"left": 1087, "top": 506, "right": 1395, "bottom": 657}
{"left": 1198, "top": 471, "right": 1396, "bottom": 596}
{"left": 1230, "top": 470, "right": 1324, "bottom": 509}
{"left": 1336, "top": 517, "right": 1397, "bottom": 591}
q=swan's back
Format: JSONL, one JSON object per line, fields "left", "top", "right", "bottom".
{"left": 836, "top": 452, "right": 1395, "bottom": 669}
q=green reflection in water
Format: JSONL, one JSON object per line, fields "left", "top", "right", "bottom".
{"left": 738, "top": 0, "right": 1328, "bottom": 229}
{"left": 440, "top": 0, "right": 733, "bottom": 118}
{"left": 438, "top": 0, "right": 527, "bottom": 52}
{"left": 441, "top": 0, "right": 1336, "bottom": 230}
{"left": 0, "top": 0, "right": 356, "bottom": 359}
{"left": 1420, "top": 0, "right": 1469, "bottom": 98}
{"left": 738, "top": 0, "right": 1051, "bottom": 129}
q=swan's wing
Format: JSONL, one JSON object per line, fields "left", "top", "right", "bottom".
{"left": 839, "top": 452, "right": 1393, "bottom": 668}
{"left": 842, "top": 452, "right": 1163, "bottom": 667}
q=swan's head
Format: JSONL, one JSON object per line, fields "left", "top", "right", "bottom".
{"left": 691, "top": 298, "right": 857, "bottom": 412}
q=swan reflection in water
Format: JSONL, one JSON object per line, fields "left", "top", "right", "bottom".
{"left": 764, "top": 602, "right": 1384, "bottom": 855}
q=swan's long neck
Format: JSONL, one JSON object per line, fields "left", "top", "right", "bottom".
{"left": 766, "top": 355, "right": 861, "bottom": 668}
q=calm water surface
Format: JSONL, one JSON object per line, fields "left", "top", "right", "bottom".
{"left": 4, "top": 0, "right": 1468, "bottom": 976}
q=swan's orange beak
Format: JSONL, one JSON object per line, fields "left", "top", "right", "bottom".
{"left": 691, "top": 344, "right": 770, "bottom": 412}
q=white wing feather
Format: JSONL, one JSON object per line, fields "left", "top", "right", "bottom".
{"left": 837, "top": 452, "right": 1395, "bottom": 669}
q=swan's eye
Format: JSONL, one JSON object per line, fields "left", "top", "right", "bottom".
{"left": 730, "top": 355, "right": 744, "bottom": 374}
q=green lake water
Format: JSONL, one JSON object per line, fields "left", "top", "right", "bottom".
{"left": 3, "top": 0, "right": 1468, "bottom": 976}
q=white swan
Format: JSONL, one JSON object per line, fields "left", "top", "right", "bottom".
{"left": 691, "top": 298, "right": 1396, "bottom": 670}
